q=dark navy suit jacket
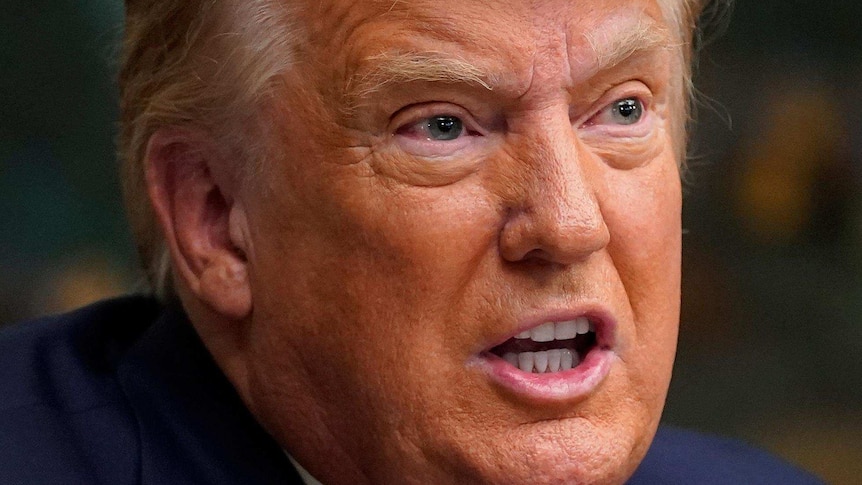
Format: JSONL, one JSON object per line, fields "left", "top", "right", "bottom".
{"left": 0, "top": 297, "right": 824, "bottom": 484}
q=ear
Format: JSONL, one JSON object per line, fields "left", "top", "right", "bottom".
{"left": 144, "top": 128, "right": 252, "bottom": 320}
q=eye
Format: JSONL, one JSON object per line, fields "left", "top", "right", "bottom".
{"left": 611, "top": 98, "right": 643, "bottom": 125}
{"left": 427, "top": 116, "right": 465, "bottom": 140}
{"left": 399, "top": 115, "right": 466, "bottom": 141}
{"left": 586, "top": 97, "right": 646, "bottom": 127}
{"left": 390, "top": 104, "right": 488, "bottom": 159}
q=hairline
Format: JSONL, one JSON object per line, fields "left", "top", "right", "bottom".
{"left": 122, "top": 0, "right": 709, "bottom": 300}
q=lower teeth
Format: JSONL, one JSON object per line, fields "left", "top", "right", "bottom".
{"left": 503, "top": 349, "right": 580, "bottom": 373}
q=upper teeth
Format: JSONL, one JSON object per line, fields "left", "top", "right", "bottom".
{"left": 515, "top": 317, "right": 594, "bottom": 342}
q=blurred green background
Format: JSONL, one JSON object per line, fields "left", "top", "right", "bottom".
{"left": 1, "top": 1, "right": 860, "bottom": 483}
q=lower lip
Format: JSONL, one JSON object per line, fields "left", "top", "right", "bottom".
{"left": 474, "top": 347, "right": 615, "bottom": 403}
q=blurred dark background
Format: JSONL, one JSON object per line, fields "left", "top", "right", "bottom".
{"left": 1, "top": 1, "right": 860, "bottom": 483}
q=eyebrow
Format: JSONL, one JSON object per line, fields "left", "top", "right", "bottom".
{"left": 343, "top": 18, "right": 674, "bottom": 106}
{"left": 343, "top": 51, "right": 494, "bottom": 109}
{"left": 582, "top": 17, "right": 676, "bottom": 74}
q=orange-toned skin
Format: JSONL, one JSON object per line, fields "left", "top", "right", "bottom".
{"left": 146, "top": 0, "right": 684, "bottom": 483}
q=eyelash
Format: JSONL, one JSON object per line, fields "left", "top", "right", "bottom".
{"left": 390, "top": 85, "right": 653, "bottom": 144}
{"left": 392, "top": 103, "right": 485, "bottom": 138}
{"left": 396, "top": 115, "right": 474, "bottom": 140}
{"left": 387, "top": 103, "right": 488, "bottom": 158}
{"left": 584, "top": 96, "right": 649, "bottom": 128}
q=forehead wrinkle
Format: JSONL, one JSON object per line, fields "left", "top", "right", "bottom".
{"left": 581, "top": 16, "right": 677, "bottom": 75}
{"left": 343, "top": 51, "right": 495, "bottom": 111}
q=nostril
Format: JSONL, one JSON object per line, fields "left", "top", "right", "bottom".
{"left": 499, "top": 218, "right": 609, "bottom": 265}
{"left": 498, "top": 214, "right": 537, "bottom": 262}
{"left": 521, "top": 248, "right": 553, "bottom": 262}
{"left": 498, "top": 172, "right": 609, "bottom": 264}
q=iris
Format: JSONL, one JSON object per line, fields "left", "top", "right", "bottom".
{"left": 426, "top": 116, "right": 464, "bottom": 140}
{"left": 611, "top": 98, "right": 643, "bottom": 125}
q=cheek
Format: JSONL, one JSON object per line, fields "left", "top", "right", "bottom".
{"left": 243, "top": 169, "right": 512, "bottom": 475}
{"left": 247, "top": 159, "right": 503, "bottom": 375}
{"left": 332, "top": 182, "right": 501, "bottom": 309}
{"left": 612, "top": 171, "right": 681, "bottom": 293}
{"left": 602, "top": 145, "right": 681, "bottom": 288}
{"left": 603, "top": 154, "right": 682, "bottom": 385}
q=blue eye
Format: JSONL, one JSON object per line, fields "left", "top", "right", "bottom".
{"left": 610, "top": 98, "right": 644, "bottom": 125}
{"left": 425, "top": 116, "right": 464, "bottom": 140}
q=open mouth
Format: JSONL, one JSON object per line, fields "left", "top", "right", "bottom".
{"left": 488, "top": 317, "right": 597, "bottom": 374}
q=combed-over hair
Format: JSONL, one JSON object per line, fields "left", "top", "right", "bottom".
{"left": 119, "top": 0, "right": 718, "bottom": 301}
{"left": 119, "top": 0, "right": 298, "bottom": 300}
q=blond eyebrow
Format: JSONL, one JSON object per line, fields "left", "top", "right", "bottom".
{"left": 343, "top": 18, "right": 674, "bottom": 109}
{"left": 344, "top": 51, "right": 494, "bottom": 108}
{"left": 582, "top": 17, "right": 676, "bottom": 74}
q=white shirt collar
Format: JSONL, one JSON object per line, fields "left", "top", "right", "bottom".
{"left": 286, "top": 452, "right": 325, "bottom": 485}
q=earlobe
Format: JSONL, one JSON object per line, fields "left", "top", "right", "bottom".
{"left": 198, "top": 252, "right": 252, "bottom": 320}
{"left": 144, "top": 128, "right": 253, "bottom": 321}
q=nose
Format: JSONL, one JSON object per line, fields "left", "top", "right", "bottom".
{"left": 498, "top": 124, "right": 610, "bottom": 265}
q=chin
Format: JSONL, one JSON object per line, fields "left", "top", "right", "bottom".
{"left": 419, "top": 402, "right": 660, "bottom": 485}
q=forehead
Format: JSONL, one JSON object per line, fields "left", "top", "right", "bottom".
{"left": 295, "top": 0, "right": 670, "bottom": 36}
{"left": 291, "top": 0, "right": 676, "bottom": 91}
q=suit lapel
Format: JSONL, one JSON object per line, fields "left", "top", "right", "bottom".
{"left": 117, "top": 306, "right": 304, "bottom": 485}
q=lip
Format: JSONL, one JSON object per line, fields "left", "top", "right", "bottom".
{"left": 471, "top": 308, "right": 617, "bottom": 404}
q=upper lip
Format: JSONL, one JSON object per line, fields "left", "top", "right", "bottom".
{"left": 479, "top": 306, "right": 617, "bottom": 354}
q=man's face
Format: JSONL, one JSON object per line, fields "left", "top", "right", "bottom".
{"left": 233, "top": 0, "right": 683, "bottom": 483}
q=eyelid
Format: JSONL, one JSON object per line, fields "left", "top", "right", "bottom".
{"left": 391, "top": 102, "right": 487, "bottom": 136}
{"left": 578, "top": 81, "right": 653, "bottom": 128}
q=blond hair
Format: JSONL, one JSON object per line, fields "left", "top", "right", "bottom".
{"left": 120, "top": 0, "right": 298, "bottom": 299}
{"left": 119, "top": 0, "right": 716, "bottom": 300}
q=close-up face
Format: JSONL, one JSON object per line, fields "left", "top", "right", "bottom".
{"left": 230, "top": 0, "right": 685, "bottom": 483}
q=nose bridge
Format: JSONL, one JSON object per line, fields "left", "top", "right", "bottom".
{"left": 499, "top": 116, "right": 610, "bottom": 264}
{"left": 536, "top": 128, "right": 601, "bottom": 227}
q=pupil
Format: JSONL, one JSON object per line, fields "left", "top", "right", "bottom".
{"left": 613, "top": 99, "right": 641, "bottom": 125}
{"left": 428, "top": 116, "right": 462, "bottom": 140}
{"left": 619, "top": 104, "right": 634, "bottom": 116}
